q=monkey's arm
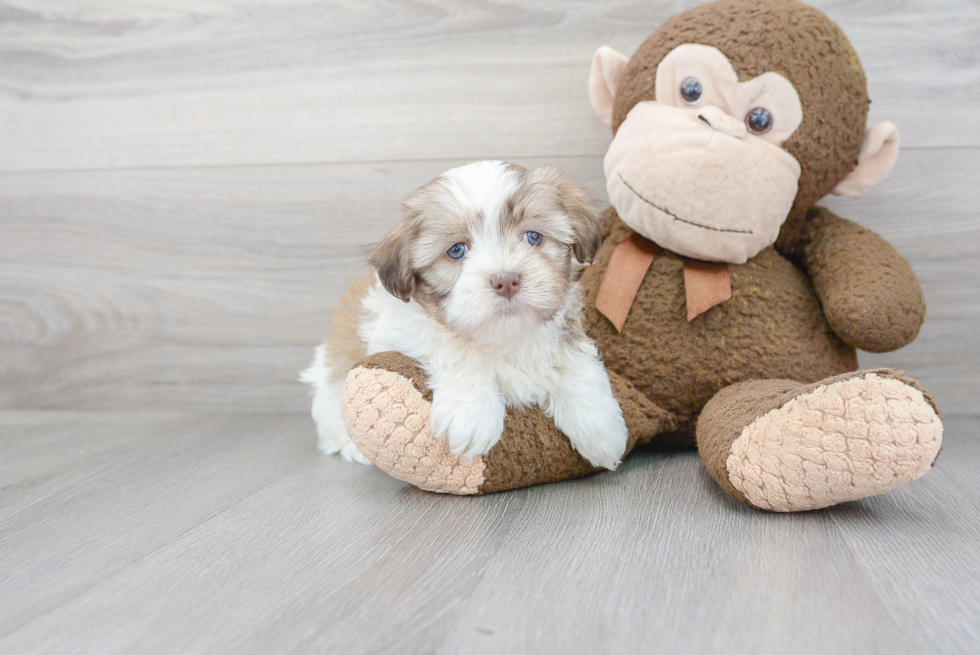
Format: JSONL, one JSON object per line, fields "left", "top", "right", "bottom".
{"left": 775, "top": 206, "right": 925, "bottom": 353}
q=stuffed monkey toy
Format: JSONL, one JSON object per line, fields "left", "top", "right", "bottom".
{"left": 339, "top": 0, "right": 943, "bottom": 511}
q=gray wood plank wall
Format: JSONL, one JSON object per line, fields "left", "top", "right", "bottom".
{"left": 1, "top": 0, "right": 978, "bottom": 414}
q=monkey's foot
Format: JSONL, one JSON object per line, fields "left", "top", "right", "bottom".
{"left": 342, "top": 356, "right": 486, "bottom": 494}
{"left": 342, "top": 352, "right": 674, "bottom": 494}
{"left": 699, "top": 371, "right": 943, "bottom": 512}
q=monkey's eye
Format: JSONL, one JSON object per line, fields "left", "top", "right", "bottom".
{"left": 746, "top": 107, "right": 774, "bottom": 134}
{"left": 447, "top": 243, "right": 468, "bottom": 260}
{"left": 680, "top": 77, "right": 702, "bottom": 105}
{"left": 524, "top": 231, "right": 543, "bottom": 246}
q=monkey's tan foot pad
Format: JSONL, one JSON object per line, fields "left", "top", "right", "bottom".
{"left": 342, "top": 362, "right": 487, "bottom": 495}
{"left": 727, "top": 372, "right": 943, "bottom": 512}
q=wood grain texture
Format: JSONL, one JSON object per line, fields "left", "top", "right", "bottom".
{"left": 0, "top": 411, "right": 211, "bottom": 519}
{"left": 2, "top": 2, "right": 977, "bottom": 652}
{"left": 1, "top": 0, "right": 978, "bottom": 413}
{"left": 0, "top": 0, "right": 979, "bottom": 173}
{"left": 2, "top": 150, "right": 978, "bottom": 413}
{"left": 0, "top": 411, "right": 978, "bottom": 654}
{"left": 0, "top": 412, "right": 314, "bottom": 634}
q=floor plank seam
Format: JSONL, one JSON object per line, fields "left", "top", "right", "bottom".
{"left": 826, "top": 512, "right": 912, "bottom": 639}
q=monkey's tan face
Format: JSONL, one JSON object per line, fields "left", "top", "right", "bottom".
{"left": 604, "top": 44, "right": 804, "bottom": 264}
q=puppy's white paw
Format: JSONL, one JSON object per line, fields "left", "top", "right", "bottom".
{"left": 318, "top": 427, "right": 373, "bottom": 466}
{"left": 552, "top": 392, "right": 628, "bottom": 470}
{"left": 305, "top": 353, "right": 372, "bottom": 466}
{"left": 338, "top": 439, "right": 372, "bottom": 465}
{"left": 429, "top": 392, "right": 507, "bottom": 459}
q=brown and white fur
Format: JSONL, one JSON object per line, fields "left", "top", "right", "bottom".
{"left": 301, "top": 161, "right": 628, "bottom": 469}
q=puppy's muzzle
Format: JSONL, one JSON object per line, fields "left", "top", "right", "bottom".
{"left": 491, "top": 272, "right": 521, "bottom": 300}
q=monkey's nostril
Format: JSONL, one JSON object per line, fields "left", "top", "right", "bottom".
{"left": 696, "top": 106, "right": 747, "bottom": 139}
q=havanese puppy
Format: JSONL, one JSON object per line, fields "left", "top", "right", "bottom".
{"left": 301, "top": 160, "right": 628, "bottom": 469}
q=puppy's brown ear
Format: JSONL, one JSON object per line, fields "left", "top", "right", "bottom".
{"left": 534, "top": 166, "right": 603, "bottom": 264}
{"left": 565, "top": 185, "right": 603, "bottom": 264}
{"left": 369, "top": 220, "right": 416, "bottom": 302}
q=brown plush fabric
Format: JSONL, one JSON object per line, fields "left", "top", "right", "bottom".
{"left": 582, "top": 215, "right": 858, "bottom": 432}
{"left": 480, "top": 366, "right": 676, "bottom": 493}
{"left": 478, "top": 410, "right": 599, "bottom": 494}
{"left": 611, "top": 0, "right": 869, "bottom": 218}
{"left": 776, "top": 207, "right": 926, "bottom": 352}
{"left": 600, "top": 206, "right": 619, "bottom": 241}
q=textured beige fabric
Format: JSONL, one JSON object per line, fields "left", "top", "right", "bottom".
{"left": 653, "top": 44, "right": 804, "bottom": 145}
{"left": 589, "top": 46, "right": 630, "bottom": 127}
{"left": 604, "top": 101, "right": 802, "bottom": 264}
{"left": 832, "top": 122, "right": 901, "bottom": 198}
{"left": 727, "top": 373, "right": 943, "bottom": 511}
{"left": 343, "top": 366, "right": 486, "bottom": 495}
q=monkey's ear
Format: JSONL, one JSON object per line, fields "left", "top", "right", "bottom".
{"left": 589, "top": 46, "right": 630, "bottom": 128}
{"left": 369, "top": 221, "right": 416, "bottom": 302}
{"left": 832, "top": 122, "right": 900, "bottom": 198}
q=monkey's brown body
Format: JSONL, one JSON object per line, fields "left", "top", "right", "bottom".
{"left": 339, "top": 0, "right": 945, "bottom": 511}
{"left": 583, "top": 212, "right": 856, "bottom": 438}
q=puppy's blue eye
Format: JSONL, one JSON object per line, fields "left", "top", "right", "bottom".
{"left": 447, "top": 242, "right": 467, "bottom": 260}
{"left": 524, "top": 231, "right": 543, "bottom": 246}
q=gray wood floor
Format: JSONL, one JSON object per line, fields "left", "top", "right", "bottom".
{"left": 1, "top": 412, "right": 978, "bottom": 655}
{"left": 2, "top": 1, "right": 979, "bottom": 653}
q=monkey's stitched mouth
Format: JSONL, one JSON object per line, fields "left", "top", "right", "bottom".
{"left": 617, "top": 173, "right": 754, "bottom": 235}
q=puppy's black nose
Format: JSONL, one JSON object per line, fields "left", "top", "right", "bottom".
{"left": 491, "top": 273, "right": 521, "bottom": 300}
